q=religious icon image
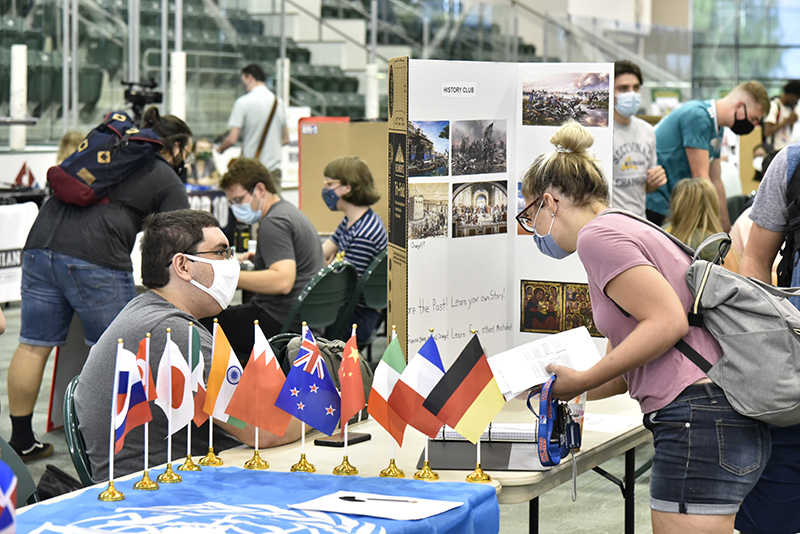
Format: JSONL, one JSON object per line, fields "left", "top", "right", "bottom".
{"left": 522, "top": 72, "right": 610, "bottom": 127}
{"left": 451, "top": 119, "right": 507, "bottom": 176}
{"left": 408, "top": 120, "right": 449, "bottom": 177}
{"left": 520, "top": 281, "right": 562, "bottom": 334}
{"left": 452, "top": 181, "right": 508, "bottom": 238}
{"left": 408, "top": 182, "right": 449, "bottom": 240}
{"left": 564, "top": 283, "right": 603, "bottom": 337}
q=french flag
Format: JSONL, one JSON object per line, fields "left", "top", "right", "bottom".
{"left": 114, "top": 347, "right": 153, "bottom": 454}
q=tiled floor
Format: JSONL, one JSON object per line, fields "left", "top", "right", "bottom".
{"left": 0, "top": 301, "right": 655, "bottom": 533}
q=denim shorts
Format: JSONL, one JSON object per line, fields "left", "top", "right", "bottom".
{"left": 19, "top": 249, "right": 136, "bottom": 346}
{"left": 644, "top": 382, "right": 771, "bottom": 516}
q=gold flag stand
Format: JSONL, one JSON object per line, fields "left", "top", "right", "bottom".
{"left": 244, "top": 450, "right": 269, "bottom": 470}
{"left": 414, "top": 460, "right": 440, "bottom": 481}
{"left": 199, "top": 447, "right": 224, "bottom": 466}
{"left": 332, "top": 455, "right": 358, "bottom": 476}
{"left": 177, "top": 455, "right": 201, "bottom": 471}
{"left": 156, "top": 463, "right": 182, "bottom": 483}
{"left": 98, "top": 481, "right": 125, "bottom": 501}
{"left": 291, "top": 453, "right": 316, "bottom": 472}
{"left": 466, "top": 463, "right": 492, "bottom": 483}
{"left": 379, "top": 458, "right": 405, "bottom": 478}
{"left": 132, "top": 470, "right": 159, "bottom": 490}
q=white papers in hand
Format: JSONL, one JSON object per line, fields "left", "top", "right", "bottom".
{"left": 289, "top": 491, "right": 463, "bottom": 521}
{"left": 488, "top": 327, "right": 601, "bottom": 399}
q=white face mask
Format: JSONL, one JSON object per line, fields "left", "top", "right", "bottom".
{"left": 184, "top": 255, "right": 241, "bottom": 309}
{"left": 752, "top": 156, "right": 764, "bottom": 172}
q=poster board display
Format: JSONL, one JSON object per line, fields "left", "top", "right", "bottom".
{"left": 388, "top": 58, "right": 613, "bottom": 365}
{"left": 298, "top": 118, "right": 390, "bottom": 233}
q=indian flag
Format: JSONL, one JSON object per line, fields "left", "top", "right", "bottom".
{"left": 202, "top": 323, "right": 246, "bottom": 428}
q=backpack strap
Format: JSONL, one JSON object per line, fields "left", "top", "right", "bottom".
{"left": 777, "top": 161, "right": 800, "bottom": 286}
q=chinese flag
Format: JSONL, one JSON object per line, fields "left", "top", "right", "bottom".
{"left": 338, "top": 329, "right": 365, "bottom": 436}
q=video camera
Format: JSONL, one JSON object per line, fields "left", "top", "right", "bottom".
{"left": 122, "top": 79, "right": 163, "bottom": 126}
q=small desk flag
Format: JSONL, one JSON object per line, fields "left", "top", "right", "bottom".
{"left": 368, "top": 335, "right": 408, "bottom": 446}
{"left": 338, "top": 329, "right": 365, "bottom": 435}
{"left": 189, "top": 325, "right": 209, "bottom": 427}
{"left": 0, "top": 460, "right": 16, "bottom": 534}
{"left": 227, "top": 323, "right": 293, "bottom": 436}
{"left": 388, "top": 334, "right": 446, "bottom": 438}
{"left": 114, "top": 346, "right": 153, "bottom": 453}
{"left": 422, "top": 334, "right": 506, "bottom": 444}
{"left": 275, "top": 325, "right": 341, "bottom": 436}
{"left": 136, "top": 337, "right": 157, "bottom": 401}
{"left": 203, "top": 323, "right": 246, "bottom": 429}
{"left": 155, "top": 338, "right": 194, "bottom": 435}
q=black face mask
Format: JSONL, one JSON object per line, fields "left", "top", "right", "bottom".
{"left": 731, "top": 104, "right": 755, "bottom": 135}
{"left": 174, "top": 162, "right": 187, "bottom": 183}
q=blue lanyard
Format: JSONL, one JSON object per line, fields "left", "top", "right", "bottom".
{"left": 527, "top": 376, "right": 568, "bottom": 467}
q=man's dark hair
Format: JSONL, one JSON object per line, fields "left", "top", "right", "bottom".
{"left": 614, "top": 60, "right": 643, "bottom": 86}
{"left": 141, "top": 209, "right": 219, "bottom": 289}
{"left": 219, "top": 158, "right": 278, "bottom": 195}
{"left": 784, "top": 80, "right": 800, "bottom": 96}
{"left": 241, "top": 64, "right": 266, "bottom": 83}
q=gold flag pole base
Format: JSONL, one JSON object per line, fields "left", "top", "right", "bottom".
{"left": 156, "top": 463, "right": 183, "bottom": 483}
{"left": 465, "top": 463, "right": 492, "bottom": 483}
{"left": 132, "top": 470, "right": 159, "bottom": 490}
{"left": 414, "top": 460, "right": 440, "bottom": 481}
{"left": 177, "top": 454, "right": 202, "bottom": 472}
{"left": 98, "top": 481, "right": 125, "bottom": 501}
{"left": 244, "top": 450, "right": 269, "bottom": 470}
{"left": 379, "top": 458, "right": 405, "bottom": 478}
{"left": 291, "top": 453, "right": 316, "bottom": 473}
{"left": 332, "top": 455, "right": 358, "bottom": 476}
{"left": 198, "top": 447, "right": 224, "bottom": 466}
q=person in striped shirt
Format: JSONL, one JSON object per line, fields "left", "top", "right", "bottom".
{"left": 322, "top": 156, "right": 388, "bottom": 343}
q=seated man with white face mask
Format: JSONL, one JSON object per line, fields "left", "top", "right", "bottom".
{"left": 75, "top": 209, "right": 303, "bottom": 482}
{"left": 610, "top": 60, "right": 666, "bottom": 217}
{"left": 206, "top": 158, "right": 324, "bottom": 360}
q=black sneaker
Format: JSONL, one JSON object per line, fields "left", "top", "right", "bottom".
{"left": 11, "top": 440, "right": 54, "bottom": 462}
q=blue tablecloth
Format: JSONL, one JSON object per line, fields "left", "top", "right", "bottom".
{"left": 18, "top": 468, "right": 499, "bottom": 533}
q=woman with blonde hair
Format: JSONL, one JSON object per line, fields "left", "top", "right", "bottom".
{"left": 664, "top": 178, "right": 725, "bottom": 263}
{"left": 517, "top": 121, "right": 768, "bottom": 534}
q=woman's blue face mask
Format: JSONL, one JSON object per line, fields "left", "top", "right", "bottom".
{"left": 530, "top": 198, "right": 572, "bottom": 260}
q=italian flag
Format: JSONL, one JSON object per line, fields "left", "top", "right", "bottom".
{"left": 367, "top": 336, "right": 408, "bottom": 446}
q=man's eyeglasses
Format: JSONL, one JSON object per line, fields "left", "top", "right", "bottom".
{"left": 187, "top": 247, "right": 235, "bottom": 260}
{"left": 515, "top": 198, "right": 540, "bottom": 234}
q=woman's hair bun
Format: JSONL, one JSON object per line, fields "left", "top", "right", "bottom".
{"left": 549, "top": 121, "right": 594, "bottom": 154}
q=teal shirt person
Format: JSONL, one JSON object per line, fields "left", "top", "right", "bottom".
{"left": 646, "top": 99, "right": 722, "bottom": 218}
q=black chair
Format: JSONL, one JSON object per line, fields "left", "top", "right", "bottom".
{"left": 63, "top": 375, "right": 93, "bottom": 487}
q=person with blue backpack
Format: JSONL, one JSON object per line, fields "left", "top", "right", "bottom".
{"left": 737, "top": 145, "right": 800, "bottom": 534}
{"left": 6, "top": 106, "right": 192, "bottom": 461}
{"left": 518, "top": 120, "right": 770, "bottom": 534}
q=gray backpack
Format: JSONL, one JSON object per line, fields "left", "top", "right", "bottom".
{"left": 605, "top": 210, "right": 800, "bottom": 427}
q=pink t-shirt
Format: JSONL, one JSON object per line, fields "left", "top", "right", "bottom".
{"left": 577, "top": 212, "right": 723, "bottom": 414}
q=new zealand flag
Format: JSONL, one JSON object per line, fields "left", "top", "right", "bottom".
{"left": 275, "top": 326, "right": 341, "bottom": 435}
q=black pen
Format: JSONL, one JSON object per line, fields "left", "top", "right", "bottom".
{"left": 340, "top": 495, "right": 418, "bottom": 503}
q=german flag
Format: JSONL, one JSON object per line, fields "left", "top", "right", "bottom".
{"left": 422, "top": 335, "right": 506, "bottom": 444}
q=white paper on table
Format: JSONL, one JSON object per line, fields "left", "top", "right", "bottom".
{"left": 289, "top": 491, "right": 463, "bottom": 521}
{"left": 488, "top": 327, "right": 601, "bottom": 399}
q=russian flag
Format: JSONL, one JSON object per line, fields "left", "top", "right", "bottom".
{"left": 114, "top": 347, "right": 153, "bottom": 454}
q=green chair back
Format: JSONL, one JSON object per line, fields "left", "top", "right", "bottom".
{"left": 63, "top": 375, "right": 94, "bottom": 487}
{"left": 329, "top": 248, "right": 388, "bottom": 339}
{"left": 280, "top": 260, "right": 358, "bottom": 335}
{"left": 0, "top": 436, "right": 39, "bottom": 506}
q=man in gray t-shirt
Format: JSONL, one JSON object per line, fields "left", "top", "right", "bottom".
{"left": 76, "top": 210, "right": 302, "bottom": 482}
{"left": 611, "top": 60, "right": 666, "bottom": 217}
{"left": 206, "top": 158, "right": 324, "bottom": 360}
